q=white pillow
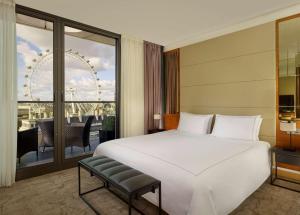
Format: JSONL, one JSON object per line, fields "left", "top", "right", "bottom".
{"left": 177, "top": 112, "right": 213, "bottom": 135}
{"left": 211, "top": 115, "right": 262, "bottom": 141}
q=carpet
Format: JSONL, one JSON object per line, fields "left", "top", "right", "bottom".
{"left": 1, "top": 168, "right": 300, "bottom": 215}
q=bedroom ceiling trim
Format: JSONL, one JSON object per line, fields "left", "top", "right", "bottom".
{"left": 164, "top": 3, "right": 300, "bottom": 51}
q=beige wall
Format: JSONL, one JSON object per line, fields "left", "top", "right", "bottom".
{"left": 180, "top": 22, "right": 276, "bottom": 144}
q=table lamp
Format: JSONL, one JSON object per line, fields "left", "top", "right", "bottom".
{"left": 154, "top": 113, "right": 162, "bottom": 129}
{"left": 280, "top": 121, "right": 297, "bottom": 151}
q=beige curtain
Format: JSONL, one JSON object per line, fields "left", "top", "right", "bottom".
{"left": 0, "top": 0, "right": 17, "bottom": 187}
{"left": 164, "top": 49, "right": 180, "bottom": 114}
{"left": 120, "top": 35, "right": 144, "bottom": 137}
{"left": 144, "top": 41, "right": 163, "bottom": 133}
{"left": 296, "top": 68, "right": 300, "bottom": 118}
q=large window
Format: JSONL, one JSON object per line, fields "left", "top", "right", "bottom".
{"left": 16, "top": 6, "right": 120, "bottom": 178}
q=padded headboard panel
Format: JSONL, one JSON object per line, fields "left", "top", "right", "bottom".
{"left": 179, "top": 22, "right": 276, "bottom": 145}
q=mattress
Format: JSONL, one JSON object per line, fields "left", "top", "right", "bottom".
{"left": 94, "top": 130, "right": 270, "bottom": 215}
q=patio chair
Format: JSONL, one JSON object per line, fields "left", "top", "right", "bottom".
{"left": 17, "top": 127, "right": 39, "bottom": 164}
{"left": 99, "top": 115, "right": 116, "bottom": 143}
{"left": 65, "top": 115, "right": 95, "bottom": 153}
{"left": 38, "top": 119, "right": 54, "bottom": 152}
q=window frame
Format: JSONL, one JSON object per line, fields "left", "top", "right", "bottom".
{"left": 15, "top": 4, "right": 121, "bottom": 180}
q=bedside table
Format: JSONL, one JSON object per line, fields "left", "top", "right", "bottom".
{"left": 270, "top": 146, "right": 300, "bottom": 192}
{"left": 148, "top": 129, "right": 165, "bottom": 134}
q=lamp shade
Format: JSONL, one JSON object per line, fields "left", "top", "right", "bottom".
{"left": 154, "top": 114, "right": 161, "bottom": 120}
{"left": 280, "top": 121, "right": 296, "bottom": 132}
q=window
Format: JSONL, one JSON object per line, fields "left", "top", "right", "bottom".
{"left": 16, "top": 14, "right": 54, "bottom": 168}
{"left": 15, "top": 6, "right": 120, "bottom": 179}
{"left": 64, "top": 26, "right": 117, "bottom": 158}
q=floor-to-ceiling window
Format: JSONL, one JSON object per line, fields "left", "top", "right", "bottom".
{"left": 16, "top": 5, "right": 120, "bottom": 179}
{"left": 16, "top": 14, "right": 55, "bottom": 169}
{"left": 63, "top": 26, "right": 117, "bottom": 159}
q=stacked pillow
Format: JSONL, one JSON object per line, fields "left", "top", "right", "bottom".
{"left": 177, "top": 112, "right": 262, "bottom": 141}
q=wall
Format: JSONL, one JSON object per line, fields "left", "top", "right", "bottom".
{"left": 180, "top": 22, "right": 276, "bottom": 144}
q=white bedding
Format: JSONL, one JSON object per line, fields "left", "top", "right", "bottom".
{"left": 94, "top": 130, "right": 270, "bottom": 215}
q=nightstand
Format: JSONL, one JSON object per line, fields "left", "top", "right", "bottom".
{"left": 148, "top": 129, "right": 165, "bottom": 134}
{"left": 270, "top": 146, "right": 300, "bottom": 192}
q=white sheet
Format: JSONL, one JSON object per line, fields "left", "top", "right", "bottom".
{"left": 94, "top": 130, "right": 270, "bottom": 215}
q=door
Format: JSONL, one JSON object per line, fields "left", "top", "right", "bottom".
{"left": 61, "top": 23, "right": 118, "bottom": 167}
{"left": 15, "top": 6, "right": 120, "bottom": 180}
{"left": 16, "top": 12, "right": 59, "bottom": 179}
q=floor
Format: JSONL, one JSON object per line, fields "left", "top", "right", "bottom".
{"left": 17, "top": 135, "right": 100, "bottom": 169}
{"left": 1, "top": 168, "right": 300, "bottom": 215}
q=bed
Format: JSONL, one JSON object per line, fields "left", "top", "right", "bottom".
{"left": 94, "top": 130, "right": 270, "bottom": 215}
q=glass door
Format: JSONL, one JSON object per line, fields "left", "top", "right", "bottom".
{"left": 62, "top": 25, "right": 117, "bottom": 163}
{"left": 16, "top": 13, "right": 57, "bottom": 175}
{"left": 15, "top": 5, "right": 120, "bottom": 179}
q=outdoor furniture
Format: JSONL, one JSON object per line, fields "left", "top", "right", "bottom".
{"left": 38, "top": 119, "right": 54, "bottom": 152}
{"left": 65, "top": 115, "right": 95, "bottom": 152}
{"left": 78, "top": 155, "right": 162, "bottom": 215}
{"left": 17, "top": 127, "right": 39, "bottom": 164}
{"left": 99, "top": 115, "right": 115, "bottom": 143}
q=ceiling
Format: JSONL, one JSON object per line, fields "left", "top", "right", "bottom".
{"left": 16, "top": 13, "right": 116, "bottom": 45}
{"left": 15, "top": 0, "right": 300, "bottom": 50}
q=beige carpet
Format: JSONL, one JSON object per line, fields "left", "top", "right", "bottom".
{"left": 0, "top": 168, "right": 300, "bottom": 215}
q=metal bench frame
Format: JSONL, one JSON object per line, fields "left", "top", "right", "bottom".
{"left": 78, "top": 162, "right": 162, "bottom": 215}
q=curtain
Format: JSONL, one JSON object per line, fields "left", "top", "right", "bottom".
{"left": 0, "top": 0, "right": 17, "bottom": 187}
{"left": 120, "top": 36, "right": 144, "bottom": 137}
{"left": 164, "top": 49, "right": 180, "bottom": 114}
{"left": 296, "top": 68, "right": 300, "bottom": 118}
{"left": 144, "top": 41, "right": 163, "bottom": 133}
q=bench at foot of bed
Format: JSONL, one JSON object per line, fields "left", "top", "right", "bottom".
{"left": 78, "top": 155, "right": 162, "bottom": 215}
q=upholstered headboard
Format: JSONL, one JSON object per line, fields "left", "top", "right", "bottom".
{"left": 179, "top": 22, "right": 276, "bottom": 145}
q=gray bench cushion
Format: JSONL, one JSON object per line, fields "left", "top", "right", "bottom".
{"left": 79, "top": 155, "right": 159, "bottom": 193}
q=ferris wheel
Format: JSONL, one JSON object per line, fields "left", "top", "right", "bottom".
{"left": 23, "top": 49, "right": 102, "bottom": 115}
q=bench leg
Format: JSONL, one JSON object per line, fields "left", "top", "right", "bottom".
{"left": 159, "top": 183, "right": 162, "bottom": 215}
{"left": 129, "top": 194, "right": 132, "bottom": 215}
{"left": 78, "top": 164, "right": 81, "bottom": 196}
{"left": 78, "top": 164, "right": 105, "bottom": 215}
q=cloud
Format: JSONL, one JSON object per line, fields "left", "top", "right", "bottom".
{"left": 65, "top": 68, "right": 115, "bottom": 101}
{"left": 17, "top": 23, "right": 52, "bottom": 51}
{"left": 17, "top": 24, "right": 116, "bottom": 102}
{"left": 17, "top": 41, "right": 38, "bottom": 66}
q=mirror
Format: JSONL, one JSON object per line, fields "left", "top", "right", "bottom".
{"left": 278, "top": 17, "right": 300, "bottom": 120}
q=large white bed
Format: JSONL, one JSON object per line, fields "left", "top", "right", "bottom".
{"left": 94, "top": 130, "right": 270, "bottom": 215}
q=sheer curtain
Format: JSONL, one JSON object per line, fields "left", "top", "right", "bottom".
{"left": 0, "top": 0, "right": 17, "bottom": 187}
{"left": 120, "top": 36, "right": 144, "bottom": 137}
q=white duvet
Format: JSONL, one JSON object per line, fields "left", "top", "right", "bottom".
{"left": 94, "top": 130, "right": 270, "bottom": 215}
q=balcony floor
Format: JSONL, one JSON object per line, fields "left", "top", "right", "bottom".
{"left": 17, "top": 136, "right": 100, "bottom": 169}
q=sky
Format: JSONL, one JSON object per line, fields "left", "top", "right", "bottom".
{"left": 17, "top": 23, "right": 116, "bottom": 102}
